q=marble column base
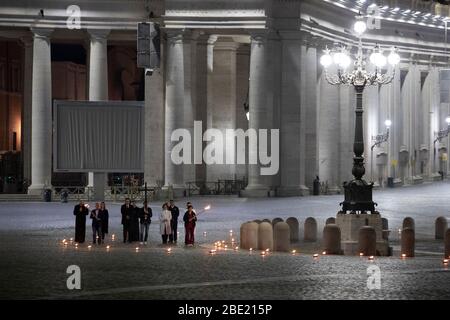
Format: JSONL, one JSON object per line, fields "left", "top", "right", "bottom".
{"left": 240, "top": 185, "right": 270, "bottom": 198}
{"left": 28, "top": 184, "right": 46, "bottom": 195}
{"left": 276, "top": 185, "right": 309, "bottom": 197}
{"left": 93, "top": 173, "right": 106, "bottom": 201}
{"left": 336, "top": 212, "right": 391, "bottom": 256}
{"left": 162, "top": 185, "right": 186, "bottom": 200}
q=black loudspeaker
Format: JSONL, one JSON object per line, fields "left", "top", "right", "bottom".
{"left": 137, "top": 22, "right": 161, "bottom": 71}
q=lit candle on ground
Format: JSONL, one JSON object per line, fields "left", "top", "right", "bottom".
{"left": 235, "top": 246, "right": 239, "bottom": 251}
{"left": 135, "top": 247, "right": 139, "bottom": 251}
{"left": 313, "top": 253, "right": 319, "bottom": 258}
{"left": 88, "top": 245, "right": 92, "bottom": 249}
{"left": 291, "top": 250, "right": 296, "bottom": 255}
{"left": 203, "top": 232, "right": 207, "bottom": 236}
{"left": 249, "top": 248, "right": 253, "bottom": 252}
{"left": 75, "top": 243, "right": 78, "bottom": 249}
{"left": 231, "top": 238, "right": 235, "bottom": 242}
{"left": 322, "top": 251, "right": 327, "bottom": 255}
{"left": 401, "top": 253, "right": 406, "bottom": 259}
{"left": 229, "top": 230, "right": 233, "bottom": 234}
{"left": 265, "top": 248, "right": 270, "bottom": 253}
{"left": 106, "top": 245, "right": 110, "bottom": 250}
{"left": 222, "top": 240, "right": 225, "bottom": 244}
{"left": 70, "top": 238, "right": 73, "bottom": 242}
{"left": 204, "top": 205, "right": 211, "bottom": 211}
{"left": 224, "top": 245, "right": 228, "bottom": 249}
{"left": 209, "top": 249, "right": 216, "bottom": 254}
{"left": 359, "top": 252, "right": 364, "bottom": 257}
{"left": 260, "top": 251, "right": 266, "bottom": 256}
{"left": 167, "top": 248, "right": 172, "bottom": 254}
{"left": 368, "top": 256, "right": 375, "bottom": 261}
{"left": 398, "top": 228, "right": 402, "bottom": 234}
{"left": 62, "top": 239, "right": 66, "bottom": 243}
{"left": 443, "top": 259, "right": 449, "bottom": 265}
{"left": 111, "top": 234, "right": 115, "bottom": 241}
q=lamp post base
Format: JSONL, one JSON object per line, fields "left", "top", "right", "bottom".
{"left": 340, "top": 179, "right": 377, "bottom": 214}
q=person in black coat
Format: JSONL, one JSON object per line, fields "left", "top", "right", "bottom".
{"left": 129, "top": 200, "right": 140, "bottom": 242}
{"left": 73, "top": 200, "right": 89, "bottom": 243}
{"left": 98, "top": 201, "right": 109, "bottom": 241}
{"left": 139, "top": 201, "right": 152, "bottom": 244}
{"left": 168, "top": 200, "right": 180, "bottom": 244}
{"left": 121, "top": 198, "right": 132, "bottom": 243}
{"left": 90, "top": 202, "right": 102, "bottom": 244}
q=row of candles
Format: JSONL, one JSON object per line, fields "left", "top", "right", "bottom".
{"left": 60, "top": 230, "right": 449, "bottom": 266}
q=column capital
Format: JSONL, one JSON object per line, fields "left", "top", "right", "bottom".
{"left": 165, "top": 29, "right": 185, "bottom": 44}
{"left": 87, "top": 28, "right": 110, "bottom": 41}
{"left": 19, "top": 34, "right": 34, "bottom": 48}
{"left": 30, "top": 27, "right": 54, "bottom": 40}
{"left": 249, "top": 30, "right": 268, "bottom": 44}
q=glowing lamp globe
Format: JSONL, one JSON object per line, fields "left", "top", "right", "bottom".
{"left": 320, "top": 53, "right": 332, "bottom": 68}
{"left": 353, "top": 20, "right": 367, "bottom": 35}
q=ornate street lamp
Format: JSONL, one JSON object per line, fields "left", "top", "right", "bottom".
{"left": 320, "top": 15, "right": 400, "bottom": 214}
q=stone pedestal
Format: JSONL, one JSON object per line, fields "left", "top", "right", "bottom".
{"left": 336, "top": 212, "right": 391, "bottom": 256}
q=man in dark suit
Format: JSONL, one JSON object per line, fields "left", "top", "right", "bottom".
{"left": 168, "top": 200, "right": 180, "bottom": 244}
{"left": 121, "top": 198, "right": 133, "bottom": 243}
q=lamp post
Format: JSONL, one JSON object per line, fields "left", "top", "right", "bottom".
{"left": 433, "top": 116, "right": 450, "bottom": 178}
{"left": 370, "top": 119, "right": 391, "bottom": 182}
{"left": 320, "top": 14, "right": 400, "bottom": 214}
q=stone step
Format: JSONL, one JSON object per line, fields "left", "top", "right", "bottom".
{"left": 0, "top": 194, "right": 43, "bottom": 202}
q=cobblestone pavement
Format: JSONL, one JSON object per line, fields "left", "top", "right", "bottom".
{"left": 1, "top": 181, "right": 450, "bottom": 299}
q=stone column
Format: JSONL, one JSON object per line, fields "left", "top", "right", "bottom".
{"left": 144, "top": 41, "right": 165, "bottom": 187}
{"left": 303, "top": 43, "right": 318, "bottom": 190}
{"left": 164, "top": 30, "right": 186, "bottom": 196}
{"left": 183, "top": 31, "right": 196, "bottom": 185}
{"left": 87, "top": 29, "right": 110, "bottom": 201}
{"left": 28, "top": 28, "right": 53, "bottom": 195}
{"left": 318, "top": 64, "right": 340, "bottom": 194}
{"left": 277, "top": 32, "right": 308, "bottom": 196}
{"left": 235, "top": 43, "right": 251, "bottom": 181}
{"left": 241, "top": 32, "right": 270, "bottom": 197}
{"left": 207, "top": 37, "right": 239, "bottom": 181}
{"left": 20, "top": 35, "right": 33, "bottom": 186}
{"left": 194, "top": 35, "right": 210, "bottom": 184}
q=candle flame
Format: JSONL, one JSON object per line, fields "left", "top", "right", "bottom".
{"left": 204, "top": 205, "right": 211, "bottom": 211}
{"left": 368, "top": 256, "right": 375, "bottom": 261}
{"left": 291, "top": 250, "right": 296, "bottom": 254}
{"left": 313, "top": 253, "right": 319, "bottom": 258}
{"left": 322, "top": 251, "right": 327, "bottom": 255}
{"left": 106, "top": 245, "right": 110, "bottom": 249}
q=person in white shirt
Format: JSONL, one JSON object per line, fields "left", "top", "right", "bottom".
{"left": 160, "top": 202, "right": 172, "bottom": 244}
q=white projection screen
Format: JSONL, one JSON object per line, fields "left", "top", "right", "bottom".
{"left": 53, "top": 100, "right": 144, "bottom": 172}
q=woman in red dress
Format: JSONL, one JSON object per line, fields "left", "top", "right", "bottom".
{"left": 183, "top": 205, "right": 197, "bottom": 246}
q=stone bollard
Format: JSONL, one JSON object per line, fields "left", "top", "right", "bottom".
{"left": 304, "top": 217, "right": 317, "bottom": 242}
{"left": 262, "top": 219, "right": 271, "bottom": 224}
{"left": 323, "top": 224, "right": 341, "bottom": 254}
{"left": 241, "top": 222, "right": 258, "bottom": 250}
{"left": 326, "top": 217, "right": 336, "bottom": 225}
{"left": 273, "top": 222, "right": 290, "bottom": 252}
{"left": 403, "top": 217, "right": 415, "bottom": 230}
{"left": 401, "top": 227, "right": 415, "bottom": 257}
{"left": 358, "top": 226, "right": 376, "bottom": 256}
{"left": 382, "top": 217, "right": 389, "bottom": 240}
{"left": 253, "top": 219, "right": 262, "bottom": 224}
{"left": 258, "top": 222, "right": 273, "bottom": 251}
{"left": 272, "top": 217, "right": 283, "bottom": 226}
{"left": 435, "top": 217, "right": 448, "bottom": 240}
{"left": 240, "top": 222, "right": 248, "bottom": 249}
{"left": 286, "top": 217, "right": 299, "bottom": 242}
{"left": 445, "top": 229, "right": 450, "bottom": 258}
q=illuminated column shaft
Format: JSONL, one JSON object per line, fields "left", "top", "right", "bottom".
{"left": 28, "top": 28, "right": 53, "bottom": 194}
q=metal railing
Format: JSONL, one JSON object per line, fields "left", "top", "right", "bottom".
{"left": 51, "top": 185, "right": 159, "bottom": 202}
{"left": 186, "top": 179, "right": 246, "bottom": 196}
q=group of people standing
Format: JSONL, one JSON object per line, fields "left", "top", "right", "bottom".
{"left": 73, "top": 198, "right": 198, "bottom": 246}
{"left": 73, "top": 201, "right": 109, "bottom": 244}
